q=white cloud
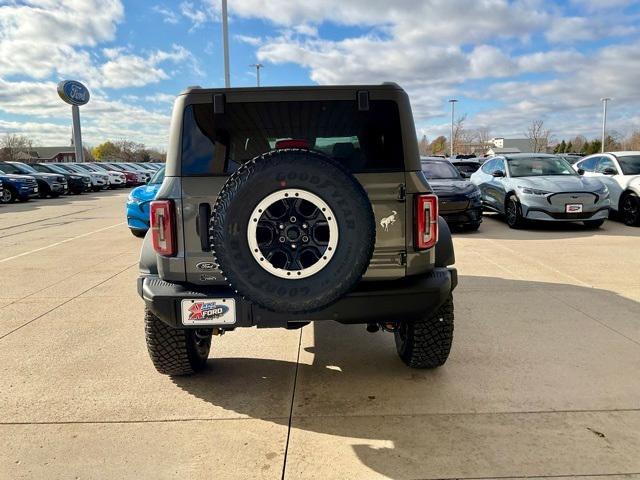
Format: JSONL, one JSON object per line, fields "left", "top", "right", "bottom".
{"left": 153, "top": 5, "right": 179, "bottom": 24}
{"left": 235, "top": 34, "right": 262, "bottom": 46}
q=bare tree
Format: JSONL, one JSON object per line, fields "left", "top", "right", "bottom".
{"left": 452, "top": 115, "right": 475, "bottom": 155}
{"left": 418, "top": 135, "right": 430, "bottom": 156}
{"left": 474, "top": 127, "right": 492, "bottom": 155}
{"left": 623, "top": 130, "right": 640, "bottom": 150}
{"left": 0, "top": 134, "right": 33, "bottom": 162}
{"left": 525, "top": 120, "right": 551, "bottom": 153}
{"left": 570, "top": 135, "right": 587, "bottom": 153}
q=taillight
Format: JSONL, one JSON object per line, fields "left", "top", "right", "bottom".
{"left": 150, "top": 200, "right": 176, "bottom": 256}
{"left": 415, "top": 194, "right": 438, "bottom": 250}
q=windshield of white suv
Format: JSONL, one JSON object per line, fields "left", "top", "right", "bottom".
{"left": 618, "top": 155, "right": 640, "bottom": 175}
{"left": 421, "top": 161, "right": 461, "bottom": 179}
{"left": 507, "top": 156, "right": 576, "bottom": 177}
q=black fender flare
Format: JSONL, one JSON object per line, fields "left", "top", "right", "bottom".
{"left": 435, "top": 216, "right": 455, "bottom": 267}
{"left": 139, "top": 233, "right": 158, "bottom": 275}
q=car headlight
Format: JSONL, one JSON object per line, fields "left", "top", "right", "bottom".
{"left": 518, "top": 186, "right": 550, "bottom": 196}
{"left": 594, "top": 184, "right": 609, "bottom": 195}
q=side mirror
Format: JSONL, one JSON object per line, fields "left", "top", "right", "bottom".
{"left": 602, "top": 167, "right": 617, "bottom": 176}
{"left": 491, "top": 170, "right": 505, "bottom": 178}
{"left": 460, "top": 172, "right": 470, "bottom": 179}
{"left": 577, "top": 168, "right": 585, "bottom": 175}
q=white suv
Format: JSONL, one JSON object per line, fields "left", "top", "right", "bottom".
{"left": 574, "top": 152, "right": 640, "bottom": 226}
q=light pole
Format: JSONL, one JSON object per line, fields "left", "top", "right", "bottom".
{"left": 221, "top": 0, "right": 230, "bottom": 87}
{"left": 250, "top": 63, "right": 263, "bottom": 87}
{"left": 448, "top": 99, "right": 458, "bottom": 158}
{"left": 601, "top": 97, "right": 611, "bottom": 153}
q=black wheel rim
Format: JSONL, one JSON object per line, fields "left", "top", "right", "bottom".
{"left": 623, "top": 197, "right": 639, "bottom": 225}
{"left": 248, "top": 189, "right": 338, "bottom": 279}
{"left": 506, "top": 199, "right": 518, "bottom": 225}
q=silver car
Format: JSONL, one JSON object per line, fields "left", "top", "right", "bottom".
{"left": 471, "top": 153, "right": 610, "bottom": 229}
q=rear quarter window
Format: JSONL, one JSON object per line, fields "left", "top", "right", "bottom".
{"left": 181, "top": 99, "right": 404, "bottom": 176}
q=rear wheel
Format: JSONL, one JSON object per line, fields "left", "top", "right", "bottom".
{"left": 144, "top": 308, "right": 212, "bottom": 376}
{"left": 583, "top": 219, "right": 605, "bottom": 229}
{"left": 505, "top": 195, "right": 525, "bottom": 229}
{"left": 394, "top": 297, "right": 454, "bottom": 369}
{"left": 621, "top": 193, "right": 640, "bottom": 226}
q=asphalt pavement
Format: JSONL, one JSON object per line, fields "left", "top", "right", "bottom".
{"left": 1, "top": 190, "right": 639, "bottom": 479}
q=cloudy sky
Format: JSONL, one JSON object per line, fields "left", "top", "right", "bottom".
{"left": 1, "top": 0, "right": 639, "bottom": 149}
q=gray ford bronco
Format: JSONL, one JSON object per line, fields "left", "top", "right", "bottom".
{"left": 137, "top": 83, "right": 457, "bottom": 376}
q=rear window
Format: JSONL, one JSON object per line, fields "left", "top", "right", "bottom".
{"left": 181, "top": 100, "right": 404, "bottom": 176}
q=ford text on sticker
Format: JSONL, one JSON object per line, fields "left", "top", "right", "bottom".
{"left": 187, "top": 301, "right": 229, "bottom": 321}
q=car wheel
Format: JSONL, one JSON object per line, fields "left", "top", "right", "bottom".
{"left": 144, "top": 308, "right": 211, "bottom": 376}
{"left": 209, "top": 149, "right": 376, "bottom": 314}
{"left": 2, "top": 188, "right": 14, "bottom": 203}
{"left": 505, "top": 195, "right": 525, "bottom": 229}
{"left": 621, "top": 193, "right": 640, "bottom": 226}
{"left": 395, "top": 296, "right": 454, "bottom": 369}
{"left": 130, "top": 228, "right": 147, "bottom": 238}
{"left": 583, "top": 219, "right": 605, "bottom": 229}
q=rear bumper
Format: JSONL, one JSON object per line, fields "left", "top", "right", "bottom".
{"left": 138, "top": 267, "right": 457, "bottom": 329}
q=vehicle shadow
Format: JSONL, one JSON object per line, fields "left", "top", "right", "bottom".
{"left": 171, "top": 276, "right": 640, "bottom": 479}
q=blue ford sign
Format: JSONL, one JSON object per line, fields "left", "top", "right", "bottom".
{"left": 57, "top": 80, "right": 90, "bottom": 106}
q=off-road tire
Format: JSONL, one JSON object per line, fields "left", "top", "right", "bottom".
{"left": 395, "top": 296, "right": 454, "bottom": 369}
{"left": 130, "top": 228, "right": 147, "bottom": 238}
{"left": 144, "top": 308, "right": 211, "bottom": 376}
{"left": 505, "top": 195, "right": 526, "bottom": 229}
{"left": 583, "top": 219, "right": 605, "bottom": 229}
{"left": 209, "top": 149, "right": 375, "bottom": 313}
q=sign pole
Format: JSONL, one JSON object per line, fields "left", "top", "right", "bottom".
{"left": 71, "top": 105, "right": 84, "bottom": 163}
{"left": 57, "top": 80, "right": 90, "bottom": 163}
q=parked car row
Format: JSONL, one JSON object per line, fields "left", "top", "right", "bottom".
{"left": 0, "top": 161, "right": 164, "bottom": 204}
{"left": 469, "top": 152, "right": 640, "bottom": 228}
{"left": 420, "top": 151, "right": 640, "bottom": 231}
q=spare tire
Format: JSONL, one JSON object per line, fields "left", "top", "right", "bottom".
{"left": 209, "top": 149, "right": 375, "bottom": 313}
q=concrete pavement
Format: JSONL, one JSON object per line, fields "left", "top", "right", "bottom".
{"left": 1, "top": 192, "right": 639, "bottom": 479}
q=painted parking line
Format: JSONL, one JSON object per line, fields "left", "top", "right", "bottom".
{"left": 0, "top": 222, "right": 126, "bottom": 264}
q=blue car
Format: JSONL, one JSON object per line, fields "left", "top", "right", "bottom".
{"left": 126, "top": 167, "right": 164, "bottom": 237}
{"left": 0, "top": 168, "right": 39, "bottom": 203}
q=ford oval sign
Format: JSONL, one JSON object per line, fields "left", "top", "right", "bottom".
{"left": 57, "top": 80, "right": 90, "bottom": 106}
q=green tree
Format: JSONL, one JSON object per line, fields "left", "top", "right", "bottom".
{"left": 588, "top": 139, "right": 601, "bottom": 154}
{"left": 581, "top": 141, "right": 590, "bottom": 154}
{"left": 92, "top": 141, "right": 119, "bottom": 160}
{"left": 430, "top": 136, "right": 447, "bottom": 155}
{"left": 566, "top": 141, "right": 572, "bottom": 153}
{"left": 555, "top": 140, "right": 566, "bottom": 153}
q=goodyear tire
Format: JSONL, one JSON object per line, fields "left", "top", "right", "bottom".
{"left": 395, "top": 296, "right": 454, "bottom": 369}
{"left": 209, "top": 149, "right": 375, "bottom": 313}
